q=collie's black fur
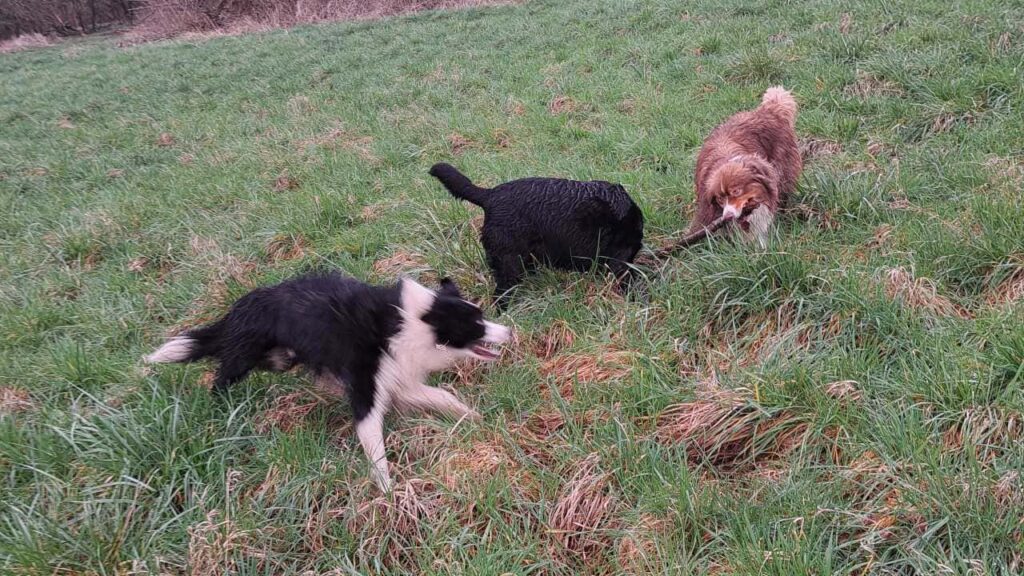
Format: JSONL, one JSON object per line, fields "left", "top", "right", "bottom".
{"left": 429, "top": 163, "right": 644, "bottom": 310}
{"left": 146, "top": 272, "right": 511, "bottom": 492}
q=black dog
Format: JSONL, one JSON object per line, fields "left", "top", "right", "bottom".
{"left": 429, "top": 163, "right": 644, "bottom": 310}
{"left": 145, "top": 273, "right": 511, "bottom": 492}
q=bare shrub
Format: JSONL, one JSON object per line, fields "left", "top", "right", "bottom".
{"left": 133, "top": 0, "right": 516, "bottom": 39}
{"left": 0, "top": 32, "right": 52, "bottom": 53}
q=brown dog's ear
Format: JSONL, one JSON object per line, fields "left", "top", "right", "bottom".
{"left": 751, "top": 161, "right": 779, "bottom": 199}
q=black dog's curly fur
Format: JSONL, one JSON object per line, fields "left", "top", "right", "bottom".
{"left": 430, "top": 163, "right": 644, "bottom": 309}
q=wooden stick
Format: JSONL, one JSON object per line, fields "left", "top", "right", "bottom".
{"left": 649, "top": 215, "right": 732, "bottom": 260}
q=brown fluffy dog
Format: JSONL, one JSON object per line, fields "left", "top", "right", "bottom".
{"left": 688, "top": 86, "right": 802, "bottom": 247}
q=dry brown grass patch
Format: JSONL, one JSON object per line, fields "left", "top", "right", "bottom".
{"left": 127, "top": 257, "right": 150, "bottom": 273}
{"left": 531, "top": 320, "right": 578, "bottom": 360}
{"left": 0, "top": 33, "right": 51, "bottom": 53}
{"left": 507, "top": 410, "right": 569, "bottom": 467}
{"left": 800, "top": 137, "right": 843, "bottom": 161}
{"left": 655, "top": 392, "right": 811, "bottom": 470}
{"left": 0, "top": 387, "right": 33, "bottom": 415}
{"left": 296, "top": 126, "right": 378, "bottom": 163}
{"left": 942, "top": 406, "right": 1023, "bottom": 463}
{"left": 264, "top": 233, "right": 309, "bottom": 263}
{"left": 548, "top": 95, "right": 578, "bottom": 115}
{"left": 273, "top": 173, "right": 299, "bottom": 191}
{"left": 616, "top": 514, "right": 672, "bottom": 573}
{"left": 372, "top": 251, "right": 428, "bottom": 278}
{"left": 187, "top": 510, "right": 263, "bottom": 575}
{"left": 156, "top": 132, "right": 176, "bottom": 147}
{"left": 540, "top": 347, "right": 634, "bottom": 400}
{"left": 547, "top": 454, "right": 619, "bottom": 569}
{"left": 985, "top": 267, "right": 1024, "bottom": 307}
{"left": 388, "top": 424, "right": 448, "bottom": 468}
{"left": 844, "top": 71, "right": 904, "bottom": 98}
{"left": 348, "top": 478, "right": 454, "bottom": 569}
{"left": 447, "top": 132, "right": 474, "bottom": 155}
{"left": 825, "top": 380, "right": 862, "bottom": 403}
{"left": 883, "top": 267, "right": 972, "bottom": 319}
{"left": 254, "top": 391, "right": 320, "bottom": 434}
{"left": 434, "top": 434, "right": 537, "bottom": 495}
{"left": 865, "top": 224, "right": 894, "bottom": 251}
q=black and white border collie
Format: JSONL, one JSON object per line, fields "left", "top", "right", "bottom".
{"left": 145, "top": 273, "right": 511, "bottom": 492}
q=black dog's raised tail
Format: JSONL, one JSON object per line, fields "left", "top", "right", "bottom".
{"left": 429, "top": 163, "right": 490, "bottom": 208}
{"left": 145, "top": 322, "right": 223, "bottom": 364}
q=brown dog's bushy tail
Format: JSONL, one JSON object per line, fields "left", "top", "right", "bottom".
{"left": 429, "top": 163, "right": 491, "bottom": 208}
{"left": 761, "top": 86, "right": 797, "bottom": 126}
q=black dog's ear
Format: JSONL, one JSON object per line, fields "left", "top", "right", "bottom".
{"left": 438, "top": 277, "right": 462, "bottom": 298}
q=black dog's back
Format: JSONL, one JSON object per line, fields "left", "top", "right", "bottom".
{"left": 430, "top": 163, "right": 644, "bottom": 309}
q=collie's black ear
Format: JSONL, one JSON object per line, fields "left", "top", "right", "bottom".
{"left": 439, "top": 277, "right": 462, "bottom": 298}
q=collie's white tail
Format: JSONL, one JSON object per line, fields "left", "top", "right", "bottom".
{"left": 761, "top": 86, "right": 797, "bottom": 126}
{"left": 145, "top": 336, "right": 195, "bottom": 363}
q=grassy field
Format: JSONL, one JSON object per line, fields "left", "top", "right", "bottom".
{"left": 2, "top": 0, "right": 1023, "bottom": 573}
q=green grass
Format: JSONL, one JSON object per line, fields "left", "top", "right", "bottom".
{"left": 2, "top": 0, "right": 1024, "bottom": 573}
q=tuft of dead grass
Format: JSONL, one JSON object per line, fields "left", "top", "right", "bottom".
{"left": 273, "top": 173, "right": 299, "bottom": 191}
{"left": 883, "top": 267, "right": 972, "bottom": 319}
{"left": 548, "top": 95, "right": 578, "bottom": 115}
{"left": 508, "top": 410, "right": 569, "bottom": 467}
{"left": 0, "top": 33, "right": 51, "bottom": 53}
{"left": 348, "top": 478, "right": 455, "bottom": 569}
{"left": 655, "top": 392, "right": 811, "bottom": 470}
{"left": 253, "top": 392, "right": 319, "bottom": 434}
{"left": 865, "top": 224, "right": 894, "bottom": 251}
{"left": 127, "top": 257, "right": 150, "bottom": 273}
{"left": 372, "top": 251, "right": 428, "bottom": 278}
{"left": 616, "top": 514, "right": 672, "bottom": 573}
{"left": 264, "top": 233, "right": 309, "bottom": 263}
{"left": 540, "top": 347, "right": 634, "bottom": 400}
{"left": 547, "top": 454, "right": 619, "bottom": 568}
{"left": 531, "top": 320, "right": 578, "bottom": 360}
{"left": 825, "top": 380, "right": 862, "bottom": 403}
{"left": 844, "top": 70, "right": 904, "bottom": 98}
{"left": 447, "top": 132, "right": 474, "bottom": 155}
{"left": 799, "top": 137, "right": 843, "bottom": 161}
{"left": 984, "top": 267, "right": 1024, "bottom": 307}
{"left": 434, "top": 434, "right": 537, "bottom": 495}
{"left": 941, "top": 406, "right": 1022, "bottom": 464}
{"left": 295, "top": 126, "right": 378, "bottom": 163}
{"left": 187, "top": 510, "right": 262, "bottom": 575}
{"left": 0, "top": 387, "right": 33, "bottom": 415}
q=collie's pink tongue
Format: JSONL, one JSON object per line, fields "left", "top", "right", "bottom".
{"left": 472, "top": 345, "right": 500, "bottom": 360}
